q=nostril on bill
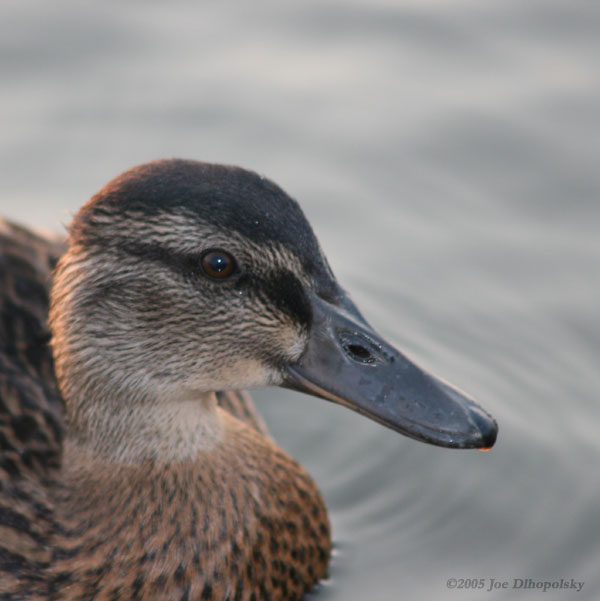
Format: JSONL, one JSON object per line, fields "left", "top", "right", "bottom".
{"left": 346, "top": 344, "right": 373, "bottom": 362}
{"left": 337, "top": 330, "right": 381, "bottom": 365}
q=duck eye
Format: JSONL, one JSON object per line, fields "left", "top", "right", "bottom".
{"left": 200, "top": 250, "right": 237, "bottom": 279}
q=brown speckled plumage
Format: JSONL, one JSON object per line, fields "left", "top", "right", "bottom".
{"left": 0, "top": 221, "right": 65, "bottom": 480}
{"left": 2, "top": 410, "right": 328, "bottom": 600}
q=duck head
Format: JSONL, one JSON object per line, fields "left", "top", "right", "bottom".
{"left": 51, "top": 159, "right": 496, "bottom": 451}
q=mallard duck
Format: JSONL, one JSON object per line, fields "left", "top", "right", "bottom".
{"left": 0, "top": 159, "right": 497, "bottom": 600}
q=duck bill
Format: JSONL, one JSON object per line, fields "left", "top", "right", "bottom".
{"left": 282, "top": 292, "right": 497, "bottom": 449}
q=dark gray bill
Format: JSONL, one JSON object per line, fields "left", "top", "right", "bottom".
{"left": 282, "top": 292, "right": 497, "bottom": 449}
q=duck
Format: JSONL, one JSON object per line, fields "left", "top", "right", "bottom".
{"left": 0, "top": 159, "right": 497, "bottom": 601}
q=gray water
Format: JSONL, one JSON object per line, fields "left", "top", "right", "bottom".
{"left": 1, "top": 1, "right": 599, "bottom": 600}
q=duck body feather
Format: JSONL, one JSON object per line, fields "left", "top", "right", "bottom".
{"left": 20, "top": 411, "right": 328, "bottom": 600}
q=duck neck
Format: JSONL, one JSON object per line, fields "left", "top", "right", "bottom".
{"left": 65, "top": 389, "right": 223, "bottom": 465}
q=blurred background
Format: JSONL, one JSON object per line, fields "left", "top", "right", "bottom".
{"left": 1, "top": 1, "right": 599, "bottom": 599}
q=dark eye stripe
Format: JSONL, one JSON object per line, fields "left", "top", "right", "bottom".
{"left": 114, "top": 242, "right": 311, "bottom": 329}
